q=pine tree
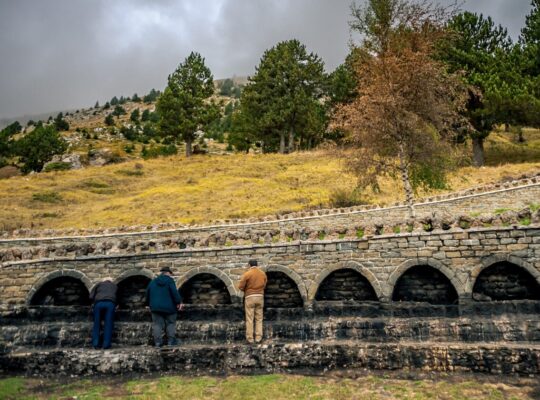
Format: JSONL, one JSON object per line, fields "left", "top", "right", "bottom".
{"left": 156, "top": 52, "right": 217, "bottom": 157}
{"left": 235, "top": 39, "right": 327, "bottom": 153}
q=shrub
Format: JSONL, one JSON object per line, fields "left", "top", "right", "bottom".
{"left": 329, "top": 188, "right": 368, "bottom": 208}
{"left": 43, "top": 162, "right": 71, "bottom": 172}
{"left": 116, "top": 169, "right": 144, "bottom": 177}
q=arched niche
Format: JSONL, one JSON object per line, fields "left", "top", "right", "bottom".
{"left": 30, "top": 276, "right": 91, "bottom": 306}
{"left": 117, "top": 275, "right": 152, "bottom": 308}
{"left": 179, "top": 273, "right": 232, "bottom": 305}
{"left": 264, "top": 270, "right": 303, "bottom": 308}
{"left": 315, "top": 268, "right": 378, "bottom": 302}
{"left": 392, "top": 265, "right": 459, "bottom": 305}
{"left": 473, "top": 261, "right": 540, "bottom": 301}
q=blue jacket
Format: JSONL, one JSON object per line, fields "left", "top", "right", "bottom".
{"left": 146, "top": 274, "right": 182, "bottom": 314}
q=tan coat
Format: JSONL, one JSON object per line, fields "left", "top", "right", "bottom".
{"left": 238, "top": 267, "right": 267, "bottom": 297}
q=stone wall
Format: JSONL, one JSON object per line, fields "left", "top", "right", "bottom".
{"left": 181, "top": 273, "right": 232, "bottom": 305}
{"left": 315, "top": 269, "right": 378, "bottom": 301}
{"left": 2, "top": 181, "right": 540, "bottom": 376}
{"left": 392, "top": 265, "right": 459, "bottom": 305}
{"left": 1, "top": 225, "right": 539, "bottom": 308}
{"left": 2, "top": 342, "right": 539, "bottom": 376}
{"left": 0, "top": 180, "right": 539, "bottom": 267}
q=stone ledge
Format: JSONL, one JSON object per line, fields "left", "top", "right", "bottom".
{"left": 1, "top": 341, "right": 539, "bottom": 376}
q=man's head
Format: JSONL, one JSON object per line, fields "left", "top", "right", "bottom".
{"left": 248, "top": 259, "right": 258, "bottom": 268}
{"left": 160, "top": 266, "right": 173, "bottom": 276}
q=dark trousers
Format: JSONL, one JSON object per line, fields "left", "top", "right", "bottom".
{"left": 92, "top": 300, "right": 115, "bottom": 349}
{"left": 151, "top": 312, "right": 177, "bottom": 346}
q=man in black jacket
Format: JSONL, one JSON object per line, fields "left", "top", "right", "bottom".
{"left": 146, "top": 267, "right": 183, "bottom": 347}
{"left": 89, "top": 277, "right": 117, "bottom": 349}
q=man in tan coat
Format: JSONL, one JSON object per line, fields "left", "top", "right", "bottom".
{"left": 238, "top": 259, "right": 267, "bottom": 344}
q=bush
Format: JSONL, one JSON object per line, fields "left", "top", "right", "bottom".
{"left": 43, "top": 162, "right": 71, "bottom": 172}
{"left": 15, "top": 125, "right": 67, "bottom": 172}
{"left": 141, "top": 144, "right": 178, "bottom": 159}
{"left": 328, "top": 188, "right": 368, "bottom": 208}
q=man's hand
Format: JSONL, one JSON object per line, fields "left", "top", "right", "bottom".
{"left": 177, "top": 303, "right": 184, "bottom": 311}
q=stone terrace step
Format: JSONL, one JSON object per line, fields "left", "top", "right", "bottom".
{"left": 4, "top": 300, "right": 540, "bottom": 324}
{"left": 2, "top": 317, "right": 540, "bottom": 351}
{"left": 1, "top": 341, "right": 539, "bottom": 376}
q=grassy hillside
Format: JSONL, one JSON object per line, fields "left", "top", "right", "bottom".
{"left": 1, "top": 144, "right": 539, "bottom": 231}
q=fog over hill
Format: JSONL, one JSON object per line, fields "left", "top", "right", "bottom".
{"left": 0, "top": 0, "right": 533, "bottom": 121}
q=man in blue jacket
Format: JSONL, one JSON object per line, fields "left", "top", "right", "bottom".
{"left": 146, "top": 266, "right": 183, "bottom": 347}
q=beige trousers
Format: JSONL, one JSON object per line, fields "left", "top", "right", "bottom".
{"left": 244, "top": 295, "right": 264, "bottom": 342}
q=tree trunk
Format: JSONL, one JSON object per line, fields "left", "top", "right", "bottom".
{"left": 399, "top": 146, "right": 415, "bottom": 218}
{"left": 504, "top": 123, "right": 510, "bottom": 132}
{"left": 472, "top": 136, "right": 484, "bottom": 167}
{"left": 288, "top": 128, "right": 294, "bottom": 153}
{"left": 279, "top": 133, "right": 286, "bottom": 154}
{"left": 185, "top": 138, "right": 193, "bottom": 157}
{"left": 517, "top": 126, "right": 525, "bottom": 143}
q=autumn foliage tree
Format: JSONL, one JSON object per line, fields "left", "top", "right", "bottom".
{"left": 333, "top": 0, "right": 467, "bottom": 216}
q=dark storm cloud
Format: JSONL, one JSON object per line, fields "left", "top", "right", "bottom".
{"left": 0, "top": 0, "right": 534, "bottom": 120}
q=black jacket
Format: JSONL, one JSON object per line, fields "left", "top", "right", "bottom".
{"left": 146, "top": 274, "right": 182, "bottom": 314}
{"left": 90, "top": 281, "right": 118, "bottom": 304}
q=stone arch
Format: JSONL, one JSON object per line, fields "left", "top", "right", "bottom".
{"left": 467, "top": 254, "right": 540, "bottom": 295}
{"left": 113, "top": 268, "right": 155, "bottom": 284}
{"left": 261, "top": 265, "right": 306, "bottom": 308}
{"left": 387, "top": 259, "right": 466, "bottom": 301}
{"left": 177, "top": 266, "right": 239, "bottom": 304}
{"left": 471, "top": 255, "right": 540, "bottom": 301}
{"left": 27, "top": 269, "right": 93, "bottom": 306}
{"left": 308, "top": 261, "right": 383, "bottom": 301}
{"left": 389, "top": 260, "right": 462, "bottom": 305}
{"left": 114, "top": 269, "right": 154, "bottom": 309}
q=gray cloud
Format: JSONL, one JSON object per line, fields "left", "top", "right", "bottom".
{"left": 0, "top": 0, "right": 534, "bottom": 120}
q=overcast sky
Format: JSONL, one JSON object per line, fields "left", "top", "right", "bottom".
{"left": 0, "top": 0, "right": 535, "bottom": 120}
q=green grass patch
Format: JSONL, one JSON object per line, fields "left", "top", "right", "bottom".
{"left": 0, "top": 378, "right": 26, "bottom": 400}
{"left": 1, "top": 373, "right": 538, "bottom": 399}
{"left": 36, "top": 212, "right": 61, "bottom": 218}
{"left": 520, "top": 217, "right": 531, "bottom": 226}
{"left": 356, "top": 228, "right": 364, "bottom": 238}
{"left": 495, "top": 208, "right": 511, "bottom": 215}
{"left": 81, "top": 179, "right": 110, "bottom": 189}
{"left": 530, "top": 203, "right": 540, "bottom": 212}
{"left": 31, "top": 191, "right": 62, "bottom": 203}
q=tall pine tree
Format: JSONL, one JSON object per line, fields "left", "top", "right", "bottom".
{"left": 157, "top": 52, "right": 217, "bottom": 157}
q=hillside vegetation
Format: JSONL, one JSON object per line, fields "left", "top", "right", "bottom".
{"left": 1, "top": 127, "right": 539, "bottom": 232}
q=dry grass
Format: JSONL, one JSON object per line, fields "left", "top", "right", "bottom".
{"left": 1, "top": 127, "right": 539, "bottom": 231}
{"left": 0, "top": 149, "right": 539, "bottom": 231}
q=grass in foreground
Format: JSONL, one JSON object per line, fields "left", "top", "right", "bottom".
{"left": 0, "top": 372, "right": 538, "bottom": 400}
{"left": 0, "top": 128, "right": 539, "bottom": 231}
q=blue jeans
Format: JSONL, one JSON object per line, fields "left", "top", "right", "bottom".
{"left": 92, "top": 300, "right": 115, "bottom": 349}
